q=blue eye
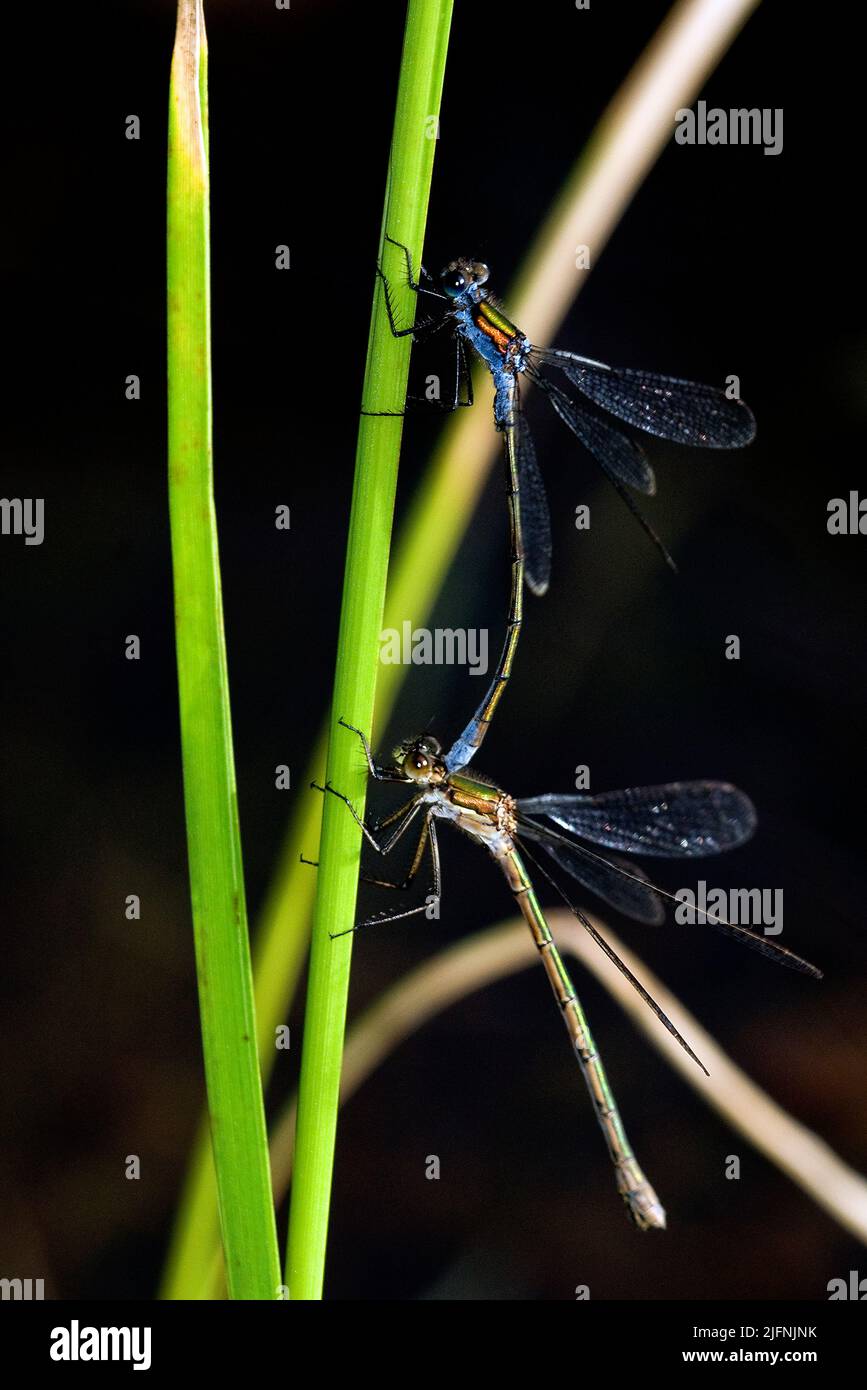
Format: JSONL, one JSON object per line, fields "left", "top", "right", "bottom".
{"left": 441, "top": 272, "right": 466, "bottom": 298}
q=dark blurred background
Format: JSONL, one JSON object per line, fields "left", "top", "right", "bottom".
{"left": 1, "top": 0, "right": 864, "bottom": 1300}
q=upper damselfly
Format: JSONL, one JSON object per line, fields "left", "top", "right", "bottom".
{"left": 319, "top": 719, "right": 821, "bottom": 1230}
{"left": 371, "top": 237, "right": 757, "bottom": 768}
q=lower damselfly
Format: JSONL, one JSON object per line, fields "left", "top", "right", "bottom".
{"left": 319, "top": 720, "right": 821, "bottom": 1229}
{"left": 369, "top": 237, "right": 757, "bottom": 769}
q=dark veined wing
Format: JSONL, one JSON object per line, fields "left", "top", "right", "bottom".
{"left": 531, "top": 369, "right": 656, "bottom": 494}
{"left": 519, "top": 817, "right": 665, "bottom": 924}
{"left": 507, "top": 402, "right": 552, "bottom": 596}
{"left": 529, "top": 367, "right": 676, "bottom": 570}
{"left": 534, "top": 349, "right": 756, "bottom": 448}
{"left": 517, "top": 782, "right": 757, "bottom": 858}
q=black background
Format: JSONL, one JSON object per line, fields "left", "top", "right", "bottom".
{"left": 1, "top": 0, "right": 864, "bottom": 1300}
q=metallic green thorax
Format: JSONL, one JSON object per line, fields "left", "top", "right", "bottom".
{"left": 446, "top": 771, "right": 504, "bottom": 804}
{"left": 475, "top": 297, "right": 523, "bottom": 341}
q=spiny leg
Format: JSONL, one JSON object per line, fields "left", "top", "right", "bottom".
{"left": 303, "top": 747, "right": 407, "bottom": 863}
{"left": 363, "top": 238, "right": 468, "bottom": 417}
{"left": 312, "top": 776, "right": 423, "bottom": 856}
{"left": 335, "top": 717, "right": 393, "bottom": 780}
{"left": 453, "top": 337, "right": 474, "bottom": 409}
{"left": 369, "top": 799, "right": 422, "bottom": 836}
{"left": 324, "top": 720, "right": 442, "bottom": 932}
{"left": 361, "top": 819, "right": 429, "bottom": 890}
{"left": 374, "top": 256, "right": 444, "bottom": 340}
{"left": 382, "top": 234, "right": 447, "bottom": 298}
{"left": 361, "top": 316, "right": 471, "bottom": 419}
{"left": 395, "top": 332, "right": 473, "bottom": 413}
{"left": 332, "top": 816, "right": 443, "bottom": 937}
{"left": 302, "top": 760, "right": 413, "bottom": 866}
{"left": 403, "top": 332, "right": 474, "bottom": 413}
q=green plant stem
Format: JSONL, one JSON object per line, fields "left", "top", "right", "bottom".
{"left": 284, "top": 0, "right": 454, "bottom": 1301}
{"left": 167, "top": 0, "right": 279, "bottom": 1300}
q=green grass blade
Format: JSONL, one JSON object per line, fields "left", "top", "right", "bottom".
{"left": 284, "top": 0, "right": 455, "bottom": 1301}
{"left": 167, "top": 0, "right": 280, "bottom": 1301}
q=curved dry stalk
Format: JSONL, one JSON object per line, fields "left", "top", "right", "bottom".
{"left": 513, "top": 0, "right": 762, "bottom": 344}
{"left": 269, "top": 914, "right": 867, "bottom": 1246}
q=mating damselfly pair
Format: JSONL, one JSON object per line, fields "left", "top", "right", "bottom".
{"left": 314, "top": 242, "right": 820, "bottom": 1229}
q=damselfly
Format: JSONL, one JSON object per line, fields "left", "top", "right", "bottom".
{"left": 320, "top": 720, "right": 821, "bottom": 1229}
{"left": 371, "top": 238, "right": 757, "bottom": 769}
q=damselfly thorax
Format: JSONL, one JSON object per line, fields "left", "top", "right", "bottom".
{"left": 440, "top": 257, "right": 531, "bottom": 424}
{"left": 419, "top": 769, "right": 520, "bottom": 856}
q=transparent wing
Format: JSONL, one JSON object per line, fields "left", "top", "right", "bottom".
{"left": 530, "top": 368, "right": 675, "bottom": 570}
{"left": 533, "top": 371, "right": 656, "bottom": 494}
{"left": 517, "top": 782, "right": 757, "bottom": 858}
{"left": 508, "top": 404, "right": 552, "bottom": 596}
{"left": 519, "top": 819, "right": 665, "bottom": 924}
{"left": 534, "top": 349, "right": 756, "bottom": 448}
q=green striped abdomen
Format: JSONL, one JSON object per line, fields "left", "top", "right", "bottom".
{"left": 498, "top": 846, "right": 666, "bottom": 1230}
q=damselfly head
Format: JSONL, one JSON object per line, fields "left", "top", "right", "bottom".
{"left": 439, "top": 258, "right": 490, "bottom": 298}
{"left": 393, "top": 734, "right": 446, "bottom": 783}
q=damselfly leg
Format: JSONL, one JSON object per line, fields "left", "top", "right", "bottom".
{"left": 315, "top": 721, "right": 443, "bottom": 934}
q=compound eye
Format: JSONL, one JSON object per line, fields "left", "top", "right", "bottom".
{"left": 441, "top": 269, "right": 466, "bottom": 298}
{"left": 474, "top": 262, "right": 490, "bottom": 285}
{"left": 405, "top": 753, "right": 430, "bottom": 780}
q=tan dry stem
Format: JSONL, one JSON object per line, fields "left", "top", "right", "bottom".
{"left": 270, "top": 914, "right": 867, "bottom": 1246}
